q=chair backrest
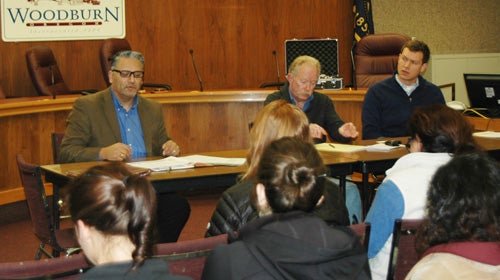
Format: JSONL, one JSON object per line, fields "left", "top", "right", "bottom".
{"left": 26, "top": 45, "right": 71, "bottom": 97}
{"left": 349, "top": 222, "right": 371, "bottom": 250}
{"left": 387, "top": 219, "right": 423, "bottom": 280}
{"left": 16, "top": 153, "right": 54, "bottom": 245}
{"left": 100, "top": 38, "right": 132, "bottom": 87}
{"left": 354, "top": 33, "right": 411, "bottom": 88}
{"left": 51, "top": 132, "right": 65, "bottom": 164}
{"left": 0, "top": 252, "right": 90, "bottom": 280}
{"left": 154, "top": 234, "right": 228, "bottom": 280}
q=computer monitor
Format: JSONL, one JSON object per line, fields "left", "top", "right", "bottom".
{"left": 463, "top": 73, "right": 500, "bottom": 116}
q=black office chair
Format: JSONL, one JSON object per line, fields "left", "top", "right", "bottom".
{"left": 259, "top": 82, "right": 284, "bottom": 89}
{"left": 25, "top": 45, "right": 98, "bottom": 97}
{"left": 100, "top": 38, "right": 172, "bottom": 90}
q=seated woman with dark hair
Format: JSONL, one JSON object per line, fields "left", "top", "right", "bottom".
{"left": 67, "top": 163, "right": 189, "bottom": 279}
{"left": 406, "top": 153, "right": 500, "bottom": 279}
{"left": 366, "top": 104, "right": 484, "bottom": 280}
{"left": 202, "top": 137, "right": 370, "bottom": 280}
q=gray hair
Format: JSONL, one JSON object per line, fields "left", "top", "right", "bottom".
{"left": 288, "top": 55, "right": 321, "bottom": 76}
{"left": 111, "top": 50, "right": 145, "bottom": 69}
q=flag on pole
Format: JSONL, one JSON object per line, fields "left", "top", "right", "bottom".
{"left": 353, "top": 0, "right": 374, "bottom": 41}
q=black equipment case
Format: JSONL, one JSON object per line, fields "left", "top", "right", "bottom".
{"left": 284, "top": 38, "right": 342, "bottom": 89}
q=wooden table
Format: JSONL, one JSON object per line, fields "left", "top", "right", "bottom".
{"left": 41, "top": 149, "right": 359, "bottom": 228}
{"left": 1, "top": 88, "right": 366, "bottom": 205}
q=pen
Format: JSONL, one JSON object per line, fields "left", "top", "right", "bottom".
{"left": 329, "top": 143, "right": 335, "bottom": 148}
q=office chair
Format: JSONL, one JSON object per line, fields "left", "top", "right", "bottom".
{"left": 349, "top": 222, "right": 371, "bottom": 250}
{"left": 259, "top": 82, "right": 285, "bottom": 89}
{"left": 51, "top": 132, "right": 65, "bottom": 164}
{"left": 0, "top": 253, "right": 90, "bottom": 279}
{"left": 354, "top": 33, "right": 411, "bottom": 88}
{"left": 155, "top": 234, "right": 228, "bottom": 280}
{"left": 99, "top": 38, "right": 172, "bottom": 90}
{"left": 25, "top": 45, "right": 98, "bottom": 97}
{"left": 15, "top": 154, "right": 81, "bottom": 259}
{"left": 387, "top": 219, "right": 423, "bottom": 280}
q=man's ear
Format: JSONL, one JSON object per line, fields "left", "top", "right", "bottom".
{"left": 420, "top": 62, "right": 428, "bottom": 74}
{"left": 255, "top": 183, "right": 270, "bottom": 213}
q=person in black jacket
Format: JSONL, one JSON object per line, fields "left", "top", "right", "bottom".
{"left": 205, "top": 100, "right": 349, "bottom": 237}
{"left": 202, "top": 137, "right": 371, "bottom": 280}
{"left": 265, "top": 55, "right": 358, "bottom": 143}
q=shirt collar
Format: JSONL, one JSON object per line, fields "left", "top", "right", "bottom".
{"left": 288, "top": 90, "right": 314, "bottom": 111}
{"left": 110, "top": 89, "right": 139, "bottom": 111}
{"left": 395, "top": 74, "right": 419, "bottom": 96}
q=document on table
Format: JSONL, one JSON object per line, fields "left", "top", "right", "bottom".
{"left": 127, "top": 155, "right": 246, "bottom": 172}
{"left": 315, "top": 143, "right": 366, "bottom": 153}
{"left": 365, "top": 142, "right": 405, "bottom": 152}
{"left": 473, "top": 131, "right": 500, "bottom": 138}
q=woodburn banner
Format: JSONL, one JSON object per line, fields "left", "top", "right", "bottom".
{"left": 1, "top": 0, "right": 125, "bottom": 42}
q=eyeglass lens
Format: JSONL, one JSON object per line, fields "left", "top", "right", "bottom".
{"left": 113, "top": 69, "right": 144, "bottom": 78}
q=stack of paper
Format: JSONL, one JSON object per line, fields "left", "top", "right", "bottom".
{"left": 365, "top": 143, "right": 404, "bottom": 152}
{"left": 127, "top": 155, "right": 246, "bottom": 172}
{"left": 315, "top": 143, "right": 366, "bottom": 153}
{"left": 128, "top": 157, "right": 194, "bottom": 172}
{"left": 180, "top": 155, "right": 246, "bottom": 166}
{"left": 473, "top": 131, "right": 500, "bottom": 138}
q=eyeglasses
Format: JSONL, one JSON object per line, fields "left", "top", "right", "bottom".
{"left": 399, "top": 54, "right": 422, "bottom": 67}
{"left": 112, "top": 69, "right": 144, "bottom": 78}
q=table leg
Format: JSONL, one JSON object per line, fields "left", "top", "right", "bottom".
{"left": 52, "top": 183, "right": 60, "bottom": 229}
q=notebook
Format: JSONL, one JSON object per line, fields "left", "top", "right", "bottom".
{"left": 463, "top": 73, "right": 500, "bottom": 118}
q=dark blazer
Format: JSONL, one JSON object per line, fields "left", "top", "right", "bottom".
{"left": 59, "top": 88, "right": 171, "bottom": 163}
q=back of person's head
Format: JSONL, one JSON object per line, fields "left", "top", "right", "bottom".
{"left": 252, "top": 137, "right": 327, "bottom": 214}
{"left": 111, "top": 50, "right": 145, "bottom": 68}
{"left": 416, "top": 153, "right": 500, "bottom": 254}
{"left": 243, "top": 100, "right": 311, "bottom": 180}
{"left": 67, "top": 162, "right": 157, "bottom": 268}
{"left": 288, "top": 55, "right": 321, "bottom": 76}
{"left": 401, "top": 39, "right": 430, "bottom": 63}
{"left": 408, "top": 104, "right": 481, "bottom": 154}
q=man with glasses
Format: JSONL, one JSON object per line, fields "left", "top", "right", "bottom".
{"left": 60, "top": 50, "right": 190, "bottom": 243}
{"left": 265, "top": 55, "right": 359, "bottom": 143}
{"left": 361, "top": 40, "right": 445, "bottom": 140}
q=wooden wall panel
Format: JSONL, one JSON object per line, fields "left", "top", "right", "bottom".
{"left": 0, "top": 0, "right": 353, "bottom": 97}
{"left": 0, "top": 89, "right": 366, "bottom": 200}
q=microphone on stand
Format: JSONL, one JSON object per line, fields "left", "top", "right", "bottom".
{"left": 350, "top": 41, "right": 357, "bottom": 90}
{"left": 272, "top": 50, "right": 280, "bottom": 83}
{"left": 49, "top": 64, "right": 56, "bottom": 99}
{"left": 189, "top": 49, "right": 203, "bottom": 92}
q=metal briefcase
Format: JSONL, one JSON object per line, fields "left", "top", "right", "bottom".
{"left": 285, "top": 38, "right": 342, "bottom": 89}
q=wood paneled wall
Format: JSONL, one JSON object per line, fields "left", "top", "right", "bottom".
{"left": 0, "top": 1, "right": 354, "bottom": 97}
{"left": 0, "top": 89, "right": 366, "bottom": 204}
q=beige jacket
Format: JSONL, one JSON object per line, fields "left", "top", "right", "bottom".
{"left": 405, "top": 242, "right": 500, "bottom": 280}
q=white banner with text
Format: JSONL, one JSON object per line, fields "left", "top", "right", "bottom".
{"left": 1, "top": 0, "right": 125, "bottom": 42}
